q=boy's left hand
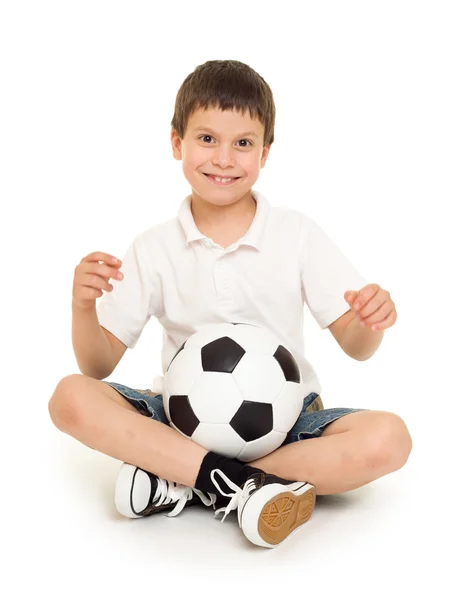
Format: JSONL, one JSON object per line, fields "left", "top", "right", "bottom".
{"left": 344, "top": 284, "right": 397, "bottom": 331}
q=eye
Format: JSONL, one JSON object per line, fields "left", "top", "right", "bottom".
{"left": 198, "top": 135, "right": 252, "bottom": 147}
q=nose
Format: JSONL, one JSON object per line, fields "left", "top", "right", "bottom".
{"left": 212, "top": 144, "right": 236, "bottom": 169}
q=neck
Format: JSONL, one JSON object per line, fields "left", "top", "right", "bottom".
{"left": 190, "top": 191, "right": 256, "bottom": 230}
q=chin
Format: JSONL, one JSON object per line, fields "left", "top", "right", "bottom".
{"left": 201, "top": 195, "right": 240, "bottom": 206}
{"left": 191, "top": 185, "right": 246, "bottom": 202}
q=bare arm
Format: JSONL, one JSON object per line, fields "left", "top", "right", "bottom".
{"left": 72, "top": 301, "right": 116, "bottom": 379}
{"left": 339, "top": 316, "right": 384, "bottom": 361}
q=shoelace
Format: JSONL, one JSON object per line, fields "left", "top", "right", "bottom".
{"left": 151, "top": 477, "right": 217, "bottom": 517}
{"left": 210, "top": 469, "right": 257, "bottom": 524}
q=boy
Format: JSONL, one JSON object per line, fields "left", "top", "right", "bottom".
{"left": 49, "top": 59, "right": 412, "bottom": 549}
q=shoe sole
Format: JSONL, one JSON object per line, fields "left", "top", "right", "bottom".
{"left": 241, "top": 483, "right": 316, "bottom": 548}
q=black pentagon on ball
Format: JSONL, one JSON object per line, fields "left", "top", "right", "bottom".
{"left": 169, "top": 395, "right": 199, "bottom": 437}
{"left": 230, "top": 401, "right": 273, "bottom": 442}
{"left": 201, "top": 336, "right": 245, "bottom": 373}
{"left": 274, "top": 345, "right": 301, "bottom": 383}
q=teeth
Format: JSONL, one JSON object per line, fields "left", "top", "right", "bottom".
{"left": 209, "top": 175, "right": 233, "bottom": 183}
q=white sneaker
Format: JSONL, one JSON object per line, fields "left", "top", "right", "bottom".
{"left": 115, "top": 463, "right": 217, "bottom": 518}
{"left": 210, "top": 469, "right": 316, "bottom": 548}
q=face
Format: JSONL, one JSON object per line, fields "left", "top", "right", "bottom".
{"left": 171, "top": 106, "right": 271, "bottom": 208}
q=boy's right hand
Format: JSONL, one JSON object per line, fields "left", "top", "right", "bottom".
{"left": 72, "top": 252, "right": 123, "bottom": 310}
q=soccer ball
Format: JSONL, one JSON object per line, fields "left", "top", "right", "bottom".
{"left": 162, "top": 322, "right": 306, "bottom": 462}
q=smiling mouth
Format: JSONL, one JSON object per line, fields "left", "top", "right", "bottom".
{"left": 203, "top": 173, "right": 242, "bottom": 185}
{"left": 203, "top": 173, "right": 241, "bottom": 178}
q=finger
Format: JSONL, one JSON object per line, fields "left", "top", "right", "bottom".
{"left": 82, "top": 273, "right": 115, "bottom": 292}
{"left": 367, "top": 310, "right": 397, "bottom": 331}
{"left": 83, "top": 252, "right": 122, "bottom": 266}
{"left": 92, "top": 262, "right": 124, "bottom": 281}
{"left": 361, "top": 306, "right": 395, "bottom": 328}
{"left": 352, "top": 287, "right": 374, "bottom": 312}
{"left": 359, "top": 300, "right": 392, "bottom": 325}
{"left": 345, "top": 291, "right": 362, "bottom": 311}
{"left": 356, "top": 287, "right": 385, "bottom": 318}
{"left": 80, "top": 259, "right": 123, "bottom": 281}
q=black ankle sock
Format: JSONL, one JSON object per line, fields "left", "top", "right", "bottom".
{"left": 195, "top": 451, "right": 264, "bottom": 497}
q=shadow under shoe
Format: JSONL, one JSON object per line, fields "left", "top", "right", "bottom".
{"left": 115, "top": 463, "right": 216, "bottom": 518}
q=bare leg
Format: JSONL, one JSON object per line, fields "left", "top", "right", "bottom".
{"left": 49, "top": 377, "right": 412, "bottom": 496}
{"left": 48, "top": 374, "right": 207, "bottom": 487}
{"left": 248, "top": 410, "right": 412, "bottom": 495}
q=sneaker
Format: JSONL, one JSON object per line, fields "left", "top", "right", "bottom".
{"left": 210, "top": 469, "right": 316, "bottom": 548}
{"left": 114, "top": 463, "right": 217, "bottom": 518}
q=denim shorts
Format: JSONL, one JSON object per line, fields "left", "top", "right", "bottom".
{"left": 103, "top": 381, "right": 366, "bottom": 445}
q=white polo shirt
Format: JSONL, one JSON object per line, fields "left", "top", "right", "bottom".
{"left": 96, "top": 189, "right": 368, "bottom": 398}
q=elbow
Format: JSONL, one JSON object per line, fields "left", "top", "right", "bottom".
{"left": 342, "top": 329, "right": 384, "bottom": 362}
{"left": 354, "top": 354, "right": 371, "bottom": 362}
{"left": 75, "top": 360, "right": 112, "bottom": 381}
{"left": 348, "top": 347, "right": 380, "bottom": 362}
{"left": 345, "top": 351, "right": 368, "bottom": 362}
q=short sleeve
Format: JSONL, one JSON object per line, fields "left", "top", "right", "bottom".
{"left": 96, "top": 234, "right": 162, "bottom": 349}
{"left": 299, "top": 217, "right": 369, "bottom": 329}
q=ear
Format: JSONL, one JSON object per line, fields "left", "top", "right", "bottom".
{"left": 260, "top": 144, "right": 272, "bottom": 168}
{"left": 171, "top": 128, "right": 182, "bottom": 160}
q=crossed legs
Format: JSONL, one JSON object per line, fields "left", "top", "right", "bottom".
{"left": 48, "top": 374, "right": 412, "bottom": 495}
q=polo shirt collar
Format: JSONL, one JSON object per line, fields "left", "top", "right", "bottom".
{"left": 178, "top": 189, "right": 269, "bottom": 251}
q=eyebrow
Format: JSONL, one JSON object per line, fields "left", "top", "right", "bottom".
{"left": 193, "top": 126, "right": 259, "bottom": 139}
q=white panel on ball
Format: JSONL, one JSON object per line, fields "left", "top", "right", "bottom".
{"left": 232, "top": 353, "right": 285, "bottom": 404}
{"left": 189, "top": 372, "right": 244, "bottom": 423}
{"left": 272, "top": 382, "right": 305, "bottom": 432}
{"left": 163, "top": 390, "right": 171, "bottom": 422}
{"left": 191, "top": 422, "right": 245, "bottom": 458}
{"left": 166, "top": 347, "right": 203, "bottom": 395}
{"left": 236, "top": 430, "right": 287, "bottom": 462}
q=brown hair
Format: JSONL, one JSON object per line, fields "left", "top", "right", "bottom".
{"left": 171, "top": 59, "right": 275, "bottom": 147}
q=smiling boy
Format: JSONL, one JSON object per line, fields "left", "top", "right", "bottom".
{"left": 49, "top": 59, "right": 412, "bottom": 549}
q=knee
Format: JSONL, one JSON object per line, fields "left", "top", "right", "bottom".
{"left": 365, "top": 412, "right": 413, "bottom": 472}
{"left": 48, "top": 374, "right": 89, "bottom": 432}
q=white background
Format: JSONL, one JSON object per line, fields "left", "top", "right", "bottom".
{"left": 1, "top": 1, "right": 455, "bottom": 597}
